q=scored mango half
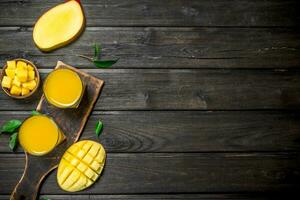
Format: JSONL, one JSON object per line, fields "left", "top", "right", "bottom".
{"left": 57, "top": 140, "right": 106, "bottom": 192}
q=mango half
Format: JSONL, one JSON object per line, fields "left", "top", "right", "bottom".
{"left": 57, "top": 140, "right": 106, "bottom": 192}
{"left": 33, "top": 0, "right": 85, "bottom": 52}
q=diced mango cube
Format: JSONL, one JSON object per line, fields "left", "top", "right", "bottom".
{"left": 21, "top": 87, "right": 30, "bottom": 96}
{"left": 5, "top": 69, "right": 15, "bottom": 79}
{"left": 10, "top": 85, "right": 21, "bottom": 95}
{"left": 1, "top": 76, "right": 12, "bottom": 89}
{"left": 12, "top": 77, "right": 21, "bottom": 87}
{"left": 16, "top": 69, "right": 28, "bottom": 82}
{"left": 17, "top": 61, "right": 27, "bottom": 70}
{"left": 28, "top": 70, "right": 35, "bottom": 81}
{"left": 22, "top": 80, "right": 37, "bottom": 90}
{"left": 6, "top": 60, "right": 16, "bottom": 69}
{"left": 27, "top": 64, "right": 34, "bottom": 71}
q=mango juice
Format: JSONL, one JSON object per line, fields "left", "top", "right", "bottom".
{"left": 43, "top": 68, "right": 84, "bottom": 108}
{"left": 19, "top": 115, "right": 65, "bottom": 156}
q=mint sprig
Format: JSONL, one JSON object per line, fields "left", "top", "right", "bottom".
{"left": 9, "top": 132, "right": 18, "bottom": 151}
{"left": 77, "top": 43, "right": 118, "bottom": 68}
{"left": 1, "top": 120, "right": 22, "bottom": 134}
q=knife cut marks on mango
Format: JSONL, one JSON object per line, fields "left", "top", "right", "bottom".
{"left": 33, "top": 0, "right": 85, "bottom": 52}
{"left": 58, "top": 140, "right": 106, "bottom": 192}
{"left": 10, "top": 61, "right": 104, "bottom": 200}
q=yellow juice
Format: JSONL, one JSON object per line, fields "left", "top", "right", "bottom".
{"left": 43, "top": 68, "right": 83, "bottom": 108}
{"left": 19, "top": 115, "right": 65, "bottom": 156}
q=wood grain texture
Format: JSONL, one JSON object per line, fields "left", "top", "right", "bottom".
{"left": 0, "top": 27, "right": 299, "bottom": 69}
{"left": 0, "top": 194, "right": 292, "bottom": 200}
{"left": 1, "top": 111, "right": 300, "bottom": 153}
{"left": 0, "top": 69, "right": 300, "bottom": 110}
{"left": 0, "top": 0, "right": 298, "bottom": 26}
{"left": 0, "top": 153, "right": 299, "bottom": 194}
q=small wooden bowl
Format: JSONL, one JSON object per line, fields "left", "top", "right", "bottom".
{"left": 0, "top": 58, "right": 40, "bottom": 99}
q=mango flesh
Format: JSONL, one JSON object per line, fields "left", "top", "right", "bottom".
{"left": 33, "top": 0, "right": 85, "bottom": 52}
{"left": 1, "top": 60, "right": 38, "bottom": 96}
{"left": 2, "top": 76, "right": 12, "bottom": 89}
{"left": 57, "top": 140, "right": 106, "bottom": 192}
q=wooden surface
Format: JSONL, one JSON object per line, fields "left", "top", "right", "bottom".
{"left": 0, "top": 0, "right": 299, "bottom": 200}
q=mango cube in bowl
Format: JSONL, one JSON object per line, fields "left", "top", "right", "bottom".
{"left": 1, "top": 59, "right": 40, "bottom": 99}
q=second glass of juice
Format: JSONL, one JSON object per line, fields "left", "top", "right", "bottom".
{"left": 19, "top": 115, "right": 65, "bottom": 156}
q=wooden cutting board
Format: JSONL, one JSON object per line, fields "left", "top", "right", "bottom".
{"left": 10, "top": 61, "right": 104, "bottom": 200}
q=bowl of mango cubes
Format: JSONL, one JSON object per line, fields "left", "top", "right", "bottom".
{"left": 1, "top": 58, "right": 40, "bottom": 99}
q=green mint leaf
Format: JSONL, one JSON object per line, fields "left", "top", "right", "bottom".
{"left": 9, "top": 132, "right": 18, "bottom": 151}
{"left": 31, "top": 110, "right": 41, "bottom": 116}
{"left": 1, "top": 120, "right": 22, "bottom": 134}
{"left": 93, "top": 43, "right": 101, "bottom": 60}
{"left": 95, "top": 120, "right": 103, "bottom": 137}
{"left": 93, "top": 59, "right": 119, "bottom": 68}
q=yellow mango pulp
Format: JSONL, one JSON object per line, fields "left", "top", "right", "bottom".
{"left": 7, "top": 60, "right": 16, "bottom": 69}
{"left": 1, "top": 60, "right": 38, "bottom": 96}
{"left": 21, "top": 87, "right": 30, "bottom": 96}
{"left": 57, "top": 140, "right": 106, "bottom": 192}
{"left": 1, "top": 76, "right": 12, "bottom": 89}
{"left": 10, "top": 85, "right": 21, "bottom": 95}
{"left": 43, "top": 68, "right": 83, "bottom": 108}
{"left": 5, "top": 69, "right": 15, "bottom": 78}
{"left": 12, "top": 77, "right": 21, "bottom": 87}
{"left": 33, "top": 0, "right": 85, "bottom": 52}
{"left": 19, "top": 115, "right": 65, "bottom": 156}
{"left": 22, "top": 80, "right": 37, "bottom": 90}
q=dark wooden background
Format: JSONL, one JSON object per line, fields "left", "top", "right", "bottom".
{"left": 0, "top": 0, "right": 300, "bottom": 199}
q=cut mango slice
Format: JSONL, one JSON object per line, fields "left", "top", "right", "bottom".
{"left": 27, "top": 64, "right": 34, "bottom": 71}
{"left": 16, "top": 69, "right": 28, "bottom": 83}
{"left": 21, "top": 87, "right": 30, "bottom": 96}
{"left": 12, "top": 77, "right": 22, "bottom": 87}
{"left": 10, "top": 85, "right": 22, "bottom": 95}
{"left": 57, "top": 140, "right": 106, "bottom": 192}
{"left": 22, "top": 80, "right": 37, "bottom": 90}
{"left": 17, "top": 61, "right": 27, "bottom": 70}
{"left": 28, "top": 70, "right": 35, "bottom": 81}
{"left": 7, "top": 60, "right": 16, "bottom": 69}
{"left": 33, "top": 0, "right": 85, "bottom": 52}
{"left": 5, "top": 69, "right": 15, "bottom": 79}
{"left": 2, "top": 76, "right": 12, "bottom": 89}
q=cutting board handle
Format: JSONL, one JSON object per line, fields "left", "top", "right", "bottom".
{"left": 10, "top": 154, "right": 57, "bottom": 200}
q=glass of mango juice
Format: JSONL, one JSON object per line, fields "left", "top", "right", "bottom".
{"left": 43, "top": 68, "right": 84, "bottom": 108}
{"left": 19, "top": 115, "right": 65, "bottom": 156}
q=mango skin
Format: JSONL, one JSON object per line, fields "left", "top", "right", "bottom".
{"left": 57, "top": 140, "right": 106, "bottom": 192}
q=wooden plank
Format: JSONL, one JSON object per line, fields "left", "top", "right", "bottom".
{"left": 0, "top": 111, "right": 300, "bottom": 153}
{"left": 0, "top": 194, "right": 290, "bottom": 200}
{"left": 0, "top": 153, "right": 299, "bottom": 194}
{"left": 0, "top": 0, "right": 298, "bottom": 26}
{"left": 0, "top": 27, "right": 299, "bottom": 69}
{"left": 0, "top": 69, "right": 300, "bottom": 110}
